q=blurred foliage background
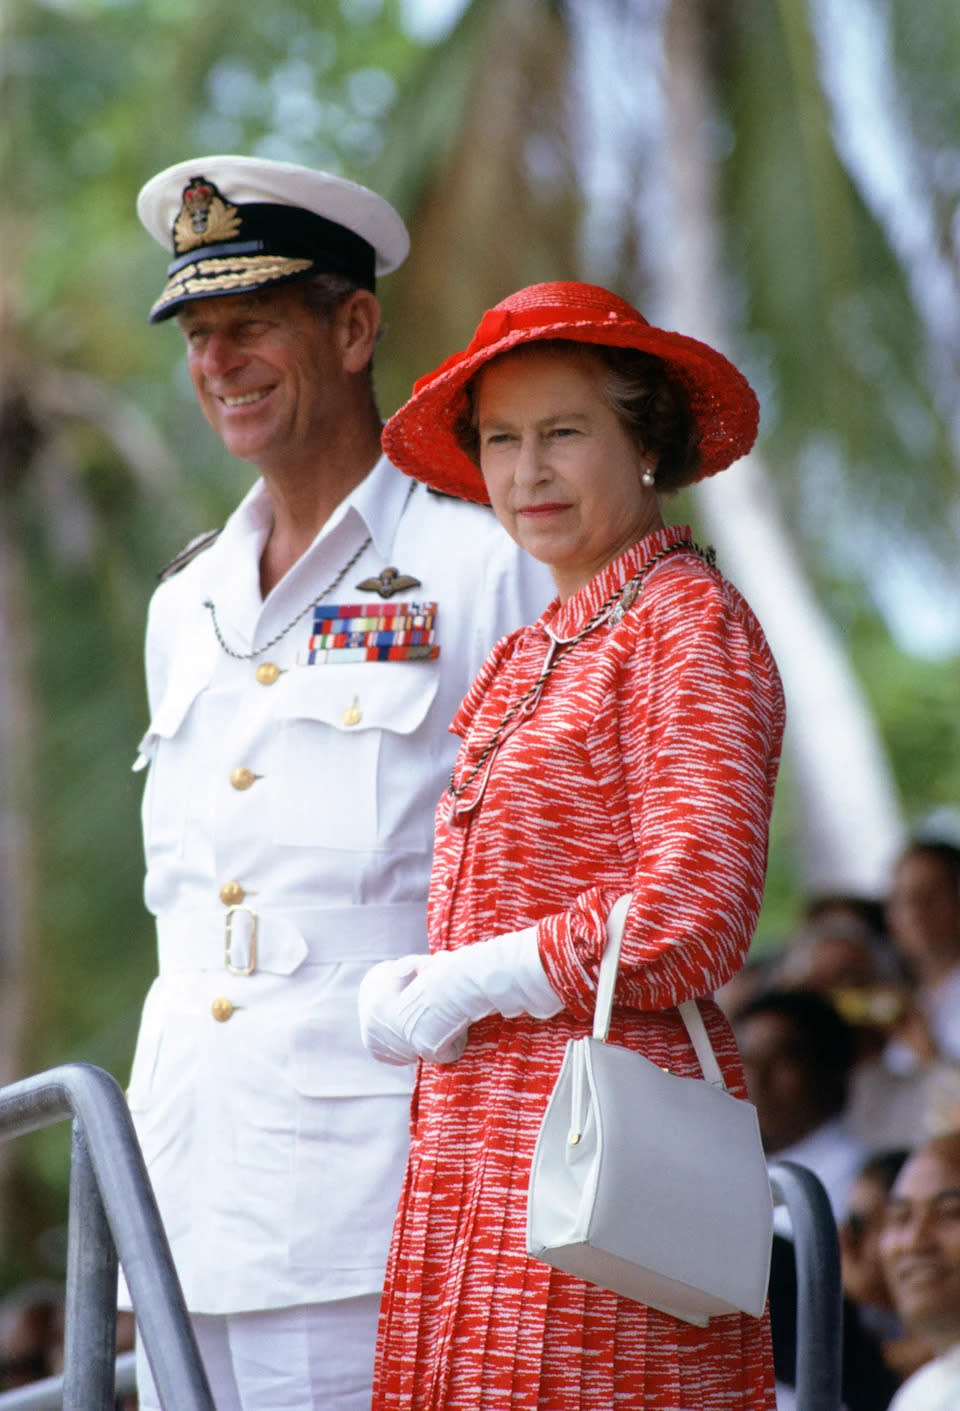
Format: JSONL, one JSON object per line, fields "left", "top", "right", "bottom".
{"left": 1, "top": 0, "right": 959, "bottom": 1291}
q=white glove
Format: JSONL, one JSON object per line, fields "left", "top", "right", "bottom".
{"left": 357, "top": 955, "right": 427, "bottom": 1066}
{"left": 358, "top": 927, "right": 563, "bottom": 1066}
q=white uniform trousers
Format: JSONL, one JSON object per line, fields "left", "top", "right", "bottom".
{"left": 135, "top": 1295, "right": 381, "bottom": 1411}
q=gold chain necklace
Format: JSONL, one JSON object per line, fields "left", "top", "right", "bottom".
{"left": 447, "top": 539, "right": 712, "bottom": 801}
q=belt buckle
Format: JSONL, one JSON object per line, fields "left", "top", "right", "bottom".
{"left": 224, "top": 905, "right": 258, "bottom": 976}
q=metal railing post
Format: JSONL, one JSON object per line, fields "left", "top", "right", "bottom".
{"left": 768, "top": 1159, "right": 843, "bottom": 1411}
{"left": 62, "top": 1120, "right": 117, "bottom": 1411}
{"left": 0, "top": 1063, "right": 215, "bottom": 1411}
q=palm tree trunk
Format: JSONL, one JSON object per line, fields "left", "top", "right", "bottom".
{"left": 661, "top": 0, "right": 904, "bottom": 895}
{"left": 0, "top": 485, "right": 33, "bottom": 1205}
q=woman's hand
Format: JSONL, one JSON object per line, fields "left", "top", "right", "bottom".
{"left": 357, "top": 929, "right": 563, "bottom": 1066}
{"left": 357, "top": 955, "right": 458, "bottom": 1065}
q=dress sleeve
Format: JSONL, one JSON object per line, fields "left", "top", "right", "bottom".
{"left": 537, "top": 567, "right": 786, "bottom": 1019}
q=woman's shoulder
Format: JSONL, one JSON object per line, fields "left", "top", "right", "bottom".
{"left": 632, "top": 549, "right": 768, "bottom": 642}
{"left": 612, "top": 551, "right": 782, "bottom": 702}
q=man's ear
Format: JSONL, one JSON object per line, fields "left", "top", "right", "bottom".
{"left": 335, "top": 289, "right": 381, "bottom": 373}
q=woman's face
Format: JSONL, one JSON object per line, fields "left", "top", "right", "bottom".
{"left": 474, "top": 346, "right": 662, "bottom": 600}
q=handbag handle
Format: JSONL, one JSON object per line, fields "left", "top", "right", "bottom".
{"left": 593, "top": 894, "right": 727, "bottom": 1090}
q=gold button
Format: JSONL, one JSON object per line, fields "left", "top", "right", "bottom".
{"left": 219, "top": 881, "right": 245, "bottom": 906}
{"left": 211, "top": 997, "right": 234, "bottom": 1023}
{"left": 230, "top": 766, "right": 257, "bottom": 791}
{"left": 342, "top": 695, "right": 362, "bottom": 727}
{"left": 256, "top": 662, "right": 281, "bottom": 686}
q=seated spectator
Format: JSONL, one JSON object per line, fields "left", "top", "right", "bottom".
{"left": 842, "top": 1151, "right": 911, "bottom": 1344}
{"left": 772, "top": 912, "right": 960, "bottom": 1151}
{"left": 714, "top": 952, "right": 777, "bottom": 1022}
{"left": 805, "top": 892, "right": 889, "bottom": 942}
{"left": 841, "top": 1150, "right": 936, "bottom": 1391}
{"left": 737, "top": 990, "right": 903, "bottom": 1406}
{"left": 766, "top": 1142, "right": 907, "bottom": 1409}
{"left": 880, "top": 1132, "right": 960, "bottom": 1409}
{"left": 886, "top": 840, "right": 960, "bottom": 1063}
{"left": 773, "top": 910, "right": 894, "bottom": 998}
{"left": 735, "top": 987, "right": 867, "bottom": 1223}
{"left": 0, "top": 1283, "right": 64, "bottom": 1390}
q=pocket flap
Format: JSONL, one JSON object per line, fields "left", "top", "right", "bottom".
{"left": 275, "top": 660, "right": 438, "bottom": 736}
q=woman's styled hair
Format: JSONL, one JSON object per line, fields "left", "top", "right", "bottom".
{"left": 454, "top": 339, "right": 701, "bottom": 491}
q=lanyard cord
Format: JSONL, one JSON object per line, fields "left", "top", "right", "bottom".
{"left": 204, "top": 535, "right": 372, "bottom": 661}
{"left": 447, "top": 539, "right": 709, "bottom": 801}
{"left": 202, "top": 480, "right": 417, "bottom": 661}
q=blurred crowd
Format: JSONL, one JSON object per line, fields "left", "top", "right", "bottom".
{"left": 719, "top": 837, "right": 960, "bottom": 1410}
{"left": 0, "top": 1285, "right": 135, "bottom": 1404}
{"left": 2, "top": 837, "right": 960, "bottom": 1407}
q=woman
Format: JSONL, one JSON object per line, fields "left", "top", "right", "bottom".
{"left": 359, "top": 281, "right": 785, "bottom": 1408}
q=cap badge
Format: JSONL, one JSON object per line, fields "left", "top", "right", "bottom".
{"left": 355, "top": 566, "right": 422, "bottom": 599}
{"left": 173, "top": 177, "right": 243, "bottom": 254}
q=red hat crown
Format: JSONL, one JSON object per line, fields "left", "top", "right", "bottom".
{"left": 467, "top": 283, "right": 650, "bottom": 355}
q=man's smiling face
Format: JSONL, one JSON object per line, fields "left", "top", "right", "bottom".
{"left": 178, "top": 285, "right": 347, "bottom": 471}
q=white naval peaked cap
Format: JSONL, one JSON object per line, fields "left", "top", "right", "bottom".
{"left": 137, "top": 154, "right": 410, "bottom": 322}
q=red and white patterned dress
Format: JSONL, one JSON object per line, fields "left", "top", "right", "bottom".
{"left": 372, "top": 525, "right": 786, "bottom": 1410}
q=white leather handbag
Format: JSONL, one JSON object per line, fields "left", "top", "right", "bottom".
{"left": 526, "top": 895, "right": 773, "bottom": 1326}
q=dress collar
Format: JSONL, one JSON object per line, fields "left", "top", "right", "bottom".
{"left": 541, "top": 524, "right": 698, "bottom": 643}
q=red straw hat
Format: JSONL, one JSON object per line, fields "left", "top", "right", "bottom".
{"left": 382, "top": 281, "right": 759, "bottom": 503}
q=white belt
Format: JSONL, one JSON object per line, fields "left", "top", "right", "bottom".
{"left": 155, "top": 901, "right": 427, "bottom": 977}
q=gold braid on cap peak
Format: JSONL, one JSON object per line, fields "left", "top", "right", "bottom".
{"left": 150, "top": 255, "right": 314, "bottom": 319}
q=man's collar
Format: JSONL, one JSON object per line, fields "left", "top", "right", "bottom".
{"left": 220, "top": 453, "right": 411, "bottom": 563}
{"left": 347, "top": 452, "right": 415, "bottom": 560}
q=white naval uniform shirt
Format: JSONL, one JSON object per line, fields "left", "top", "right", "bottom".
{"left": 126, "top": 455, "right": 553, "bottom": 1314}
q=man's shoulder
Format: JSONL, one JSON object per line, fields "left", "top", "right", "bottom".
{"left": 416, "top": 483, "right": 495, "bottom": 521}
{"left": 157, "top": 529, "right": 222, "bottom": 582}
{"left": 408, "top": 482, "right": 505, "bottom": 545}
{"left": 400, "top": 479, "right": 503, "bottom": 551}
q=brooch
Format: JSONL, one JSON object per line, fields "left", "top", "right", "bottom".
{"left": 608, "top": 579, "right": 640, "bottom": 626}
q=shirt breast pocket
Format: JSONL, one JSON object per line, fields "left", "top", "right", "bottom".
{"left": 268, "top": 661, "right": 439, "bottom": 852}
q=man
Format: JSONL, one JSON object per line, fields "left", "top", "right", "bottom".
{"left": 735, "top": 989, "right": 887, "bottom": 1407}
{"left": 735, "top": 987, "right": 867, "bottom": 1222}
{"left": 127, "top": 155, "right": 552, "bottom": 1410}
{"left": 880, "top": 1132, "right": 960, "bottom": 1409}
{"left": 886, "top": 840, "right": 960, "bottom": 1062}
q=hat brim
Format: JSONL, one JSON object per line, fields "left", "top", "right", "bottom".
{"left": 383, "top": 319, "right": 759, "bottom": 503}
{"left": 149, "top": 252, "right": 316, "bottom": 322}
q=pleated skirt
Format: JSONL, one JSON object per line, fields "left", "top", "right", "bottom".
{"left": 372, "top": 1017, "right": 777, "bottom": 1411}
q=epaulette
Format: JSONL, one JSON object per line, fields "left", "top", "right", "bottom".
{"left": 427, "top": 486, "right": 493, "bottom": 510}
{"left": 157, "top": 528, "right": 222, "bottom": 581}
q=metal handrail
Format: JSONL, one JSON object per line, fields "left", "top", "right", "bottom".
{"left": 0, "top": 1354, "right": 135, "bottom": 1410}
{"left": 0, "top": 1063, "right": 213, "bottom": 1410}
{"left": 768, "top": 1159, "right": 843, "bottom": 1411}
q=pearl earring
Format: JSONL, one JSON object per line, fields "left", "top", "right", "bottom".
{"left": 641, "top": 467, "right": 656, "bottom": 488}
